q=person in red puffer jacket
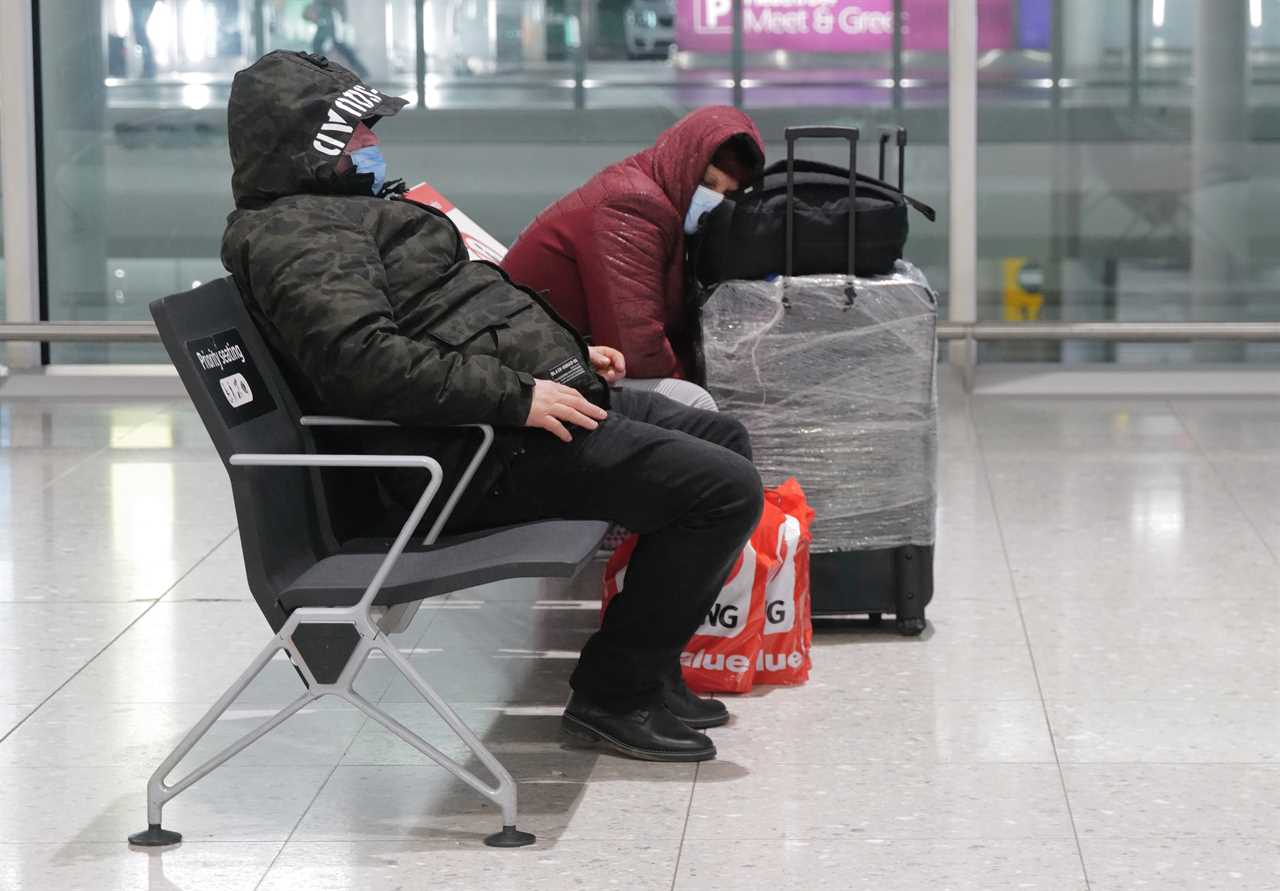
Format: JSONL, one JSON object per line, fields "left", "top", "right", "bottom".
{"left": 502, "top": 107, "right": 764, "bottom": 390}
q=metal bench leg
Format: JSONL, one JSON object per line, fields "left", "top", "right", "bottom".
{"left": 128, "top": 631, "right": 317, "bottom": 848}
{"left": 345, "top": 635, "right": 534, "bottom": 848}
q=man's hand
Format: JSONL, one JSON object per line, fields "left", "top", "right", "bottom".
{"left": 588, "top": 345, "right": 627, "bottom": 384}
{"left": 526, "top": 379, "right": 608, "bottom": 443}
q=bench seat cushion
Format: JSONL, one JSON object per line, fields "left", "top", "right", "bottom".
{"left": 279, "top": 520, "right": 609, "bottom": 610}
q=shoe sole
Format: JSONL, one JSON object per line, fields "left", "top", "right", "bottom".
{"left": 561, "top": 714, "right": 717, "bottom": 763}
{"left": 676, "top": 711, "right": 730, "bottom": 730}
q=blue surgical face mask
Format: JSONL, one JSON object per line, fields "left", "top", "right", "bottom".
{"left": 684, "top": 184, "right": 725, "bottom": 235}
{"left": 348, "top": 145, "right": 387, "bottom": 195}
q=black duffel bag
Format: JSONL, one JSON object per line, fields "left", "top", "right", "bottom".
{"left": 693, "top": 126, "right": 935, "bottom": 288}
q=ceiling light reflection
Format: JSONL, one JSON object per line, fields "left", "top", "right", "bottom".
{"left": 110, "top": 463, "right": 177, "bottom": 598}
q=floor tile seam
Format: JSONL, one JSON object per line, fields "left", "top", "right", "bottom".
{"left": 26, "top": 401, "right": 177, "bottom": 491}
{"left": 0, "top": 599, "right": 180, "bottom": 604}
{"left": 7, "top": 699, "right": 361, "bottom": 707}
{"left": 1167, "top": 400, "right": 1280, "bottom": 566}
{"left": 1192, "top": 447, "right": 1280, "bottom": 464}
{"left": 1042, "top": 694, "right": 1280, "bottom": 702}
{"left": 667, "top": 762, "right": 700, "bottom": 891}
{"left": 262, "top": 696, "right": 379, "bottom": 889}
{"left": 968, "top": 454, "right": 1211, "bottom": 467}
{"left": 257, "top": 840, "right": 298, "bottom": 891}
{"left": 966, "top": 395, "right": 1093, "bottom": 890}
{"left": 0, "top": 527, "right": 240, "bottom": 747}
{"left": 1007, "top": 639, "right": 1280, "bottom": 651}
{"left": 14, "top": 695, "right": 1072, "bottom": 706}
{"left": 678, "top": 833, "right": 1087, "bottom": 841}
{"left": 1013, "top": 595, "right": 1280, "bottom": 604}
{"left": 1, "top": 831, "right": 1265, "bottom": 846}
{"left": 1058, "top": 761, "right": 1280, "bottom": 768}
{"left": 400, "top": 643, "right": 1042, "bottom": 655}
{"left": 278, "top": 833, "right": 1090, "bottom": 844}
{"left": 371, "top": 608, "right": 449, "bottom": 706}
{"left": 150, "top": 528, "right": 241, "bottom": 607}
{"left": 370, "top": 697, "right": 1048, "bottom": 706}
{"left": 0, "top": 760, "right": 366, "bottom": 771}
{"left": 327, "top": 759, "right": 1068, "bottom": 769}
{"left": 339, "top": 697, "right": 1065, "bottom": 706}
{"left": 1041, "top": 697, "right": 1280, "bottom": 706}
{"left": 310, "top": 767, "right": 693, "bottom": 783}
{"left": 64, "top": 697, "right": 574, "bottom": 706}
{"left": 257, "top": 597, "right": 470, "bottom": 866}
{"left": 6, "top": 755, "right": 1260, "bottom": 772}
{"left": 280, "top": 834, "right": 685, "bottom": 845}
{"left": 0, "top": 840, "right": 288, "bottom": 847}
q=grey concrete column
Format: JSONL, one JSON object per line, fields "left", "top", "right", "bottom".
{"left": 38, "top": 0, "right": 109, "bottom": 362}
{"left": 0, "top": 0, "right": 42, "bottom": 368}
{"left": 1191, "top": 0, "right": 1250, "bottom": 362}
{"left": 947, "top": 0, "right": 977, "bottom": 381}
{"left": 350, "top": 0, "right": 392, "bottom": 80}
{"left": 1061, "top": 0, "right": 1109, "bottom": 79}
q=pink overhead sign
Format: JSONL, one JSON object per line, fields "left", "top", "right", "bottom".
{"left": 678, "top": 0, "right": 1013, "bottom": 54}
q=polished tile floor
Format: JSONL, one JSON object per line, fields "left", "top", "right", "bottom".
{"left": 0, "top": 378, "right": 1277, "bottom": 890}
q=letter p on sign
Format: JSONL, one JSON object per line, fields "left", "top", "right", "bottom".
{"left": 705, "top": 0, "right": 731, "bottom": 29}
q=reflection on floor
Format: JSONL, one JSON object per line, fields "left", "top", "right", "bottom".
{"left": 0, "top": 377, "right": 1277, "bottom": 890}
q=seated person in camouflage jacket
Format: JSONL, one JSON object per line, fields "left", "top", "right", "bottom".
{"left": 219, "top": 51, "right": 763, "bottom": 762}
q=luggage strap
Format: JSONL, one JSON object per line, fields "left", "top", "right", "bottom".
{"left": 764, "top": 158, "right": 937, "bottom": 223}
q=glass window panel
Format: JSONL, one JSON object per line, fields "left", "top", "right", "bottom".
{"left": 42, "top": 0, "right": 261, "bottom": 362}
{"left": 1, "top": 88, "right": 4, "bottom": 322}
{"left": 399, "top": 0, "right": 577, "bottom": 109}
{"left": 976, "top": 0, "right": 1280, "bottom": 365}
{"left": 581, "top": 0, "right": 730, "bottom": 109}
{"left": 36, "top": 0, "right": 734, "bottom": 366}
{"left": 730, "top": 1, "right": 951, "bottom": 313}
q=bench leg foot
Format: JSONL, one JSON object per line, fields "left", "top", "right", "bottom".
{"left": 128, "top": 824, "right": 183, "bottom": 847}
{"left": 484, "top": 825, "right": 536, "bottom": 848}
{"left": 128, "top": 627, "right": 313, "bottom": 851}
{"left": 362, "top": 636, "right": 525, "bottom": 845}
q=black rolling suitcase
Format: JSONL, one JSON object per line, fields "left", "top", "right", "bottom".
{"left": 702, "top": 126, "right": 938, "bottom": 636}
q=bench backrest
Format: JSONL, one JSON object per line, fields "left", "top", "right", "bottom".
{"left": 150, "top": 278, "right": 337, "bottom": 630}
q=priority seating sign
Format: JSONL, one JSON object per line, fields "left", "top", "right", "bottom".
{"left": 186, "top": 328, "right": 276, "bottom": 428}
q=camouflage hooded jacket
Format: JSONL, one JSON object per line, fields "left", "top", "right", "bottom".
{"left": 219, "top": 52, "right": 603, "bottom": 513}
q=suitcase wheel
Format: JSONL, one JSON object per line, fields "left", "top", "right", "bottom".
{"left": 896, "top": 617, "right": 927, "bottom": 637}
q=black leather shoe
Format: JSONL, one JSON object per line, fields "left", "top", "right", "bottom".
{"left": 664, "top": 674, "right": 730, "bottom": 729}
{"left": 561, "top": 694, "right": 717, "bottom": 762}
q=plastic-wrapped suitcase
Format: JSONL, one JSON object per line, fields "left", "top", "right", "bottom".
{"left": 701, "top": 126, "right": 938, "bottom": 636}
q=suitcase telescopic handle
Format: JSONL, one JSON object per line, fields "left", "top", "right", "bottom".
{"left": 878, "top": 126, "right": 907, "bottom": 193}
{"left": 785, "top": 126, "right": 859, "bottom": 294}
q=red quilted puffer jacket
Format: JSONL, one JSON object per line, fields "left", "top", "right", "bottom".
{"left": 502, "top": 107, "right": 764, "bottom": 380}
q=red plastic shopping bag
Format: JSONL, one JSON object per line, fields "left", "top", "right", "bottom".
{"left": 755, "top": 479, "right": 815, "bottom": 686}
{"left": 603, "top": 533, "right": 767, "bottom": 693}
{"left": 601, "top": 479, "right": 815, "bottom": 694}
{"left": 677, "top": 537, "right": 769, "bottom": 693}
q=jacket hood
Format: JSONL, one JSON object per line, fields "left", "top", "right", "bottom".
{"left": 635, "top": 107, "right": 765, "bottom": 217}
{"left": 227, "top": 51, "right": 408, "bottom": 209}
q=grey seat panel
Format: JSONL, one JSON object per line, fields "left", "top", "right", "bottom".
{"left": 280, "top": 519, "right": 609, "bottom": 609}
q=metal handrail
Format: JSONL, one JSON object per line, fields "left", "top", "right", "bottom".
{"left": 0, "top": 322, "right": 164, "bottom": 342}
{"left": 4, "top": 320, "right": 1280, "bottom": 343}
{"left": 932, "top": 321, "right": 1280, "bottom": 342}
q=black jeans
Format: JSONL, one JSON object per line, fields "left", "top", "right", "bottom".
{"left": 447, "top": 388, "right": 764, "bottom": 712}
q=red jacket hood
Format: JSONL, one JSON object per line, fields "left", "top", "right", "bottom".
{"left": 631, "top": 106, "right": 765, "bottom": 216}
{"left": 500, "top": 106, "right": 766, "bottom": 380}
